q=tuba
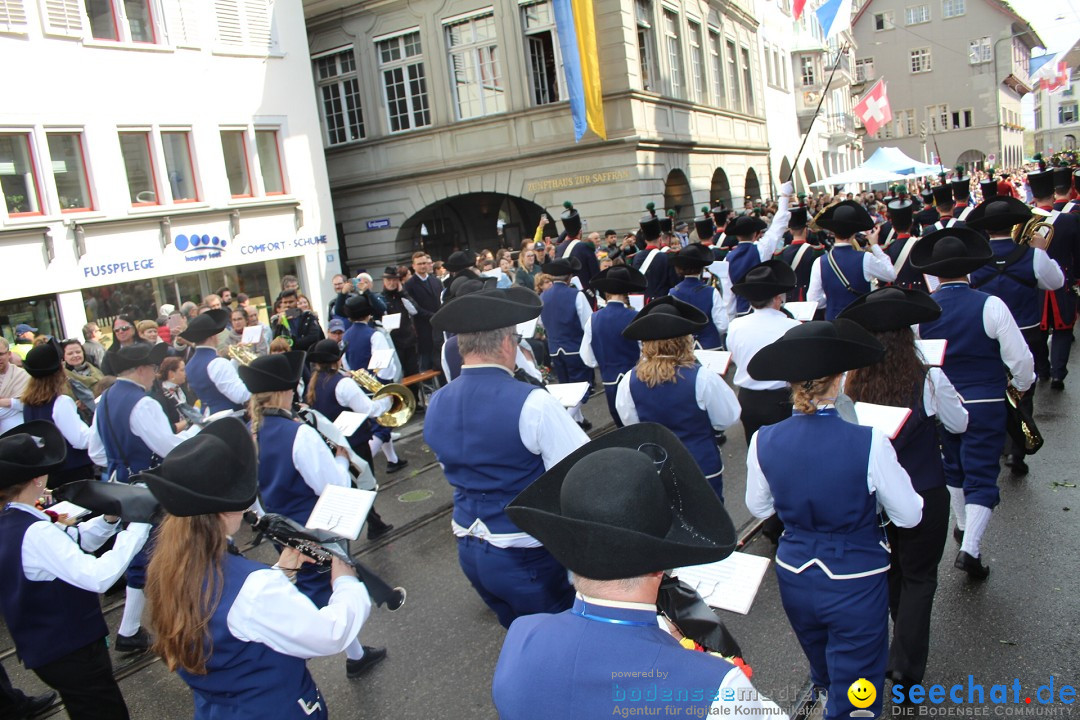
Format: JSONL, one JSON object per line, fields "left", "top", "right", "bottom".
{"left": 1012, "top": 215, "right": 1054, "bottom": 249}
{"left": 349, "top": 369, "right": 416, "bottom": 427}
{"left": 228, "top": 344, "right": 258, "bottom": 365}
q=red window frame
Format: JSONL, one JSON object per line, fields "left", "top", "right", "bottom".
{"left": 162, "top": 130, "right": 199, "bottom": 203}
{"left": 126, "top": 0, "right": 157, "bottom": 44}
{"left": 119, "top": 131, "right": 161, "bottom": 207}
{"left": 1, "top": 133, "right": 45, "bottom": 218}
{"left": 255, "top": 129, "right": 285, "bottom": 196}
{"left": 221, "top": 130, "right": 253, "bottom": 199}
{"left": 48, "top": 132, "right": 95, "bottom": 214}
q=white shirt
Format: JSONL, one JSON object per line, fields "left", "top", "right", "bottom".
{"left": 0, "top": 365, "right": 29, "bottom": 433}
{"left": 922, "top": 367, "right": 969, "bottom": 434}
{"left": 12, "top": 503, "right": 150, "bottom": 593}
{"left": 614, "top": 366, "right": 741, "bottom": 431}
{"left": 806, "top": 242, "right": 898, "bottom": 309}
{"left": 88, "top": 379, "right": 200, "bottom": 468}
{"left": 727, "top": 308, "right": 801, "bottom": 390}
{"left": 720, "top": 194, "right": 792, "bottom": 319}
{"left": 440, "top": 343, "right": 541, "bottom": 383}
{"left": 10, "top": 394, "right": 91, "bottom": 450}
{"left": 334, "top": 375, "right": 393, "bottom": 422}
{"left": 228, "top": 569, "right": 371, "bottom": 658}
{"left": 292, "top": 423, "right": 351, "bottom": 496}
{"left": 204, "top": 350, "right": 252, "bottom": 406}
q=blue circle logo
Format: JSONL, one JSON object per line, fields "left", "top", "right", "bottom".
{"left": 175, "top": 234, "right": 189, "bottom": 251}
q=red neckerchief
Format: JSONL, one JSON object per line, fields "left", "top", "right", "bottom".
{"left": 1037, "top": 204, "right": 1054, "bottom": 212}
{"left": 897, "top": 233, "right": 911, "bottom": 239}
{"left": 644, "top": 243, "right": 659, "bottom": 251}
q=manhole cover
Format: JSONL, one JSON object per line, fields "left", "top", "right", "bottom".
{"left": 398, "top": 489, "right": 434, "bottom": 503}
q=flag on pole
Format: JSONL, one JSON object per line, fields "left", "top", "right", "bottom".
{"left": 814, "top": 0, "right": 853, "bottom": 40}
{"left": 853, "top": 78, "right": 893, "bottom": 136}
{"left": 553, "top": 0, "right": 607, "bottom": 142}
{"left": 793, "top": 0, "right": 807, "bottom": 20}
{"left": 1038, "top": 61, "right": 1072, "bottom": 94}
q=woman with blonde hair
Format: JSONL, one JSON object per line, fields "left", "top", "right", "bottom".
{"left": 615, "top": 296, "right": 740, "bottom": 499}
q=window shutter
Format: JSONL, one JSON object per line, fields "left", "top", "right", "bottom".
{"left": 243, "top": 0, "right": 272, "bottom": 50}
{"left": 214, "top": 0, "right": 243, "bottom": 46}
{"left": 0, "top": 0, "right": 28, "bottom": 32}
{"left": 39, "top": 0, "right": 82, "bottom": 36}
{"left": 164, "top": 0, "right": 202, "bottom": 47}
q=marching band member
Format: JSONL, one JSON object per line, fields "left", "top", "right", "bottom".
{"left": 910, "top": 228, "right": 1035, "bottom": 578}
{"left": 180, "top": 309, "right": 250, "bottom": 416}
{"left": 424, "top": 287, "right": 588, "bottom": 628}
{"left": 494, "top": 424, "right": 784, "bottom": 719}
{"left": 632, "top": 205, "right": 676, "bottom": 300}
{"left": 926, "top": 182, "right": 965, "bottom": 232}
{"left": 839, "top": 288, "right": 968, "bottom": 689}
{"left": 539, "top": 257, "right": 594, "bottom": 429}
{"left": 554, "top": 202, "right": 601, "bottom": 298}
{"left": 745, "top": 320, "right": 923, "bottom": 720}
{"left": 669, "top": 243, "right": 727, "bottom": 350}
{"left": 720, "top": 181, "right": 792, "bottom": 320}
{"left": 884, "top": 200, "right": 928, "bottom": 292}
{"left": 807, "top": 200, "right": 897, "bottom": 319}
{"left": 239, "top": 352, "right": 386, "bottom": 677}
{"left": 913, "top": 188, "right": 939, "bottom": 229}
{"left": 777, "top": 206, "right": 822, "bottom": 302}
{"left": 0, "top": 421, "right": 150, "bottom": 719}
{"left": 951, "top": 167, "right": 974, "bottom": 221}
{"left": 342, "top": 294, "right": 397, "bottom": 382}
{"left": 143, "top": 418, "right": 373, "bottom": 719}
{"left": 616, "top": 296, "right": 740, "bottom": 500}
{"left": 581, "top": 266, "right": 647, "bottom": 427}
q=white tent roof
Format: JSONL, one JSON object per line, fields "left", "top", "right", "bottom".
{"left": 809, "top": 167, "right": 909, "bottom": 188}
{"left": 861, "top": 147, "right": 941, "bottom": 177}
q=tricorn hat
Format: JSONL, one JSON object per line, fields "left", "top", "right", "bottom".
{"left": 505, "top": 423, "right": 737, "bottom": 580}
{"left": 731, "top": 260, "right": 797, "bottom": 302}
{"left": 813, "top": 200, "right": 874, "bottom": 237}
{"left": 179, "top": 308, "right": 230, "bottom": 343}
{"left": 445, "top": 251, "right": 476, "bottom": 273}
{"left": 836, "top": 287, "right": 942, "bottom": 332}
{"left": 139, "top": 417, "right": 258, "bottom": 517}
{"left": 788, "top": 207, "right": 809, "bottom": 230}
{"left": 541, "top": 256, "right": 581, "bottom": 277}
{"left": 931, "top": 184, "right": 954, "bottom": 207}
{"left": 561, "top": 201, "right": 582, "bottom": 237}
{"left": 622, "top": 295, "right": 707, "bottom": 341}
{"left": 910, "top": 227, "right": 993, "bottom": 277}
{"left": 640, "top": 203, "right": 662, "bottom": 242}
{"left": 0, "top": 421, "right": 67, "bottom": 488}
{"left": 23, "top": 339, "right": 63, "bottom": 378}
{"left": 1027, "top": 170, "right": 1055, "bottom": 200}
{"left": 446, "top": 274, "right": 497, "bottom": 302}
{"left": 108, "top": 342, "right": 169, "bottom": 374}
{"left": 747, "top": 319, "right": 885, "bottom": 382}
{"left": 432, "top": 287, "right": 543, "bottom": 334}
{"left": 345, "top": 293, "right": 372, "bottom": 320}
{"left": 238, "top": 351, "right": 306, "bottom": 394}
{"left": 725, "top": 215, "right": 768, "bottom": 238}
{"left": 306, "top": 338, "right": 343, "bottom": 365}
{"left": 590, "top": 265, "right": 647, "bottom": 296}
{"left": 887, "top": 199, "right": 914, "bottom": 231}
{"left": 670, "top": 243, "right": 714, "bottom": 271}
{"left": 53, "top": 480, "right": 160, "bottom": 524}
{"left": 964, "top": 196, "right": 1032, "bottom": 233}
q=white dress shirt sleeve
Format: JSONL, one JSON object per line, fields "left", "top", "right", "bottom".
{"left": 744, "top": 432, "right": 775, "bottom": 519}
{"left": 863, "top": 245, "right": 898, "bottom": 282}
{"left": 696, "top": 368, "right": 741, "bottom": 430}
{"left": 719, "top": 262, "right": 736, "bottom": 320}
{"left": 983, "top": 295, "right": 1035, "bottom": 391}
{"left": 52, "top": 394, "right": 91, "bottom": 450}
{"left": 614, "top": 373, "right": 638, "bottom": 425}
{"left": 579, "top": 316, "right": 597, "bottom": 368}
{"left": 867, "top": 430, "right": 922, "bottom": 528}
{"left": 515, "top": 344, "right": 544, "bottom": 382}
{"left": 757, "top": 194, "right": 791, "bottom": 260}
{"left": 292, "top": 423, "right": 351, "bottom": 495}
{"left": 21, "top": 513, "right": 150, "bottom": 593}
{"left": 710, "top": 287, "right": 729, "bottom": 336}
{"left": 519, "top": 389, "right": 589, "bottom": 469}
{"left": 335, "top": 374, "right": 393, "bottom": 419}
{"left": 1033, "top": 248, "right": 1066, "bottom": 290}
{"left": 132, "top": 396, "right": 197, "bottom": 458}
{"left": 807, "top": 257, "right": 825, "bottom": 308}
{"left": 924, "top": 367, "right": 968, "bottom": 434}
{"left": 228, "top": 570, "right": 371, "bottom": 658}
{"left": 208, "top": 357, "right": 252, "bottom": 405}
{"left": 574, "top": 292, "right": 592, "bottom": 330}
{"left": 68, "top": 514, "right": 124, "bottom": 553}
{"left": 88, "top": 411, "right": 106, "bottom": 467}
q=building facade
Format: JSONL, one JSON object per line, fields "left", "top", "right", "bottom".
{"left": 304, "top": 0, "right": 773, "bottom": 271}
{"left": 851, "top": 0, "right": 1039, "bottom": 170}
{"left": 1033, "top": 80, "right": 1080, "bottom": 155}
{"left": 0, "top": 0, "right": 337, "bottom": 343}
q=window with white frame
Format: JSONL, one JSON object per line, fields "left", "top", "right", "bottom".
{"left": 1059, "top": 102, "right": 1078, "bottom": 124}
{"left": 446, "top": 12, "right": 505, "bottom": 120}
{"left": 521, "top": 1, "right": 562, "bottom": 106}
{"left": 801, "top": 55, "right": 816, "bottom": 86}
{"left": 47, "top": 132, "right": 93, "bottom": 212}
{"left": 873, "top": 11, "right": 894, "bottom": 29}
{"left": 314, "top": 49, "right": 365, "bottom": 147}
{"left": 942, "top": 0, "right": 964, "bottom": 17}
{"left": 741, "top": 46, "right": 755, "bottom": 113}
{"left": 708, "top": 25, "right": 726, "bottom": 108}
{"left": 213, "top": 0, "right": 273, "bottom": 51}
{"left": 894, "top": 108, "right": 916, "bottom": 136}
{"left": 927, "top": 103, "right": 949, "bottom": 132}
{"left": 950, "top": 109, "right": 973, "bottom": 129}
{"left": 969, "top": 37, "right": 991, "bottom": 64}
{"left": 726, "top": 38, "right": 741, "bottom": 111}
{"left": 878, "top": 120, "right": 894, "bottom": 139}
{"left": 855, "top": 57, "right": 874, "bottom": 83}
{"left": 636, "top": 0, "right": 657, "bottom": 92}
{"left": 118, "top": 131, "right": 159, "bottom": 206}
{"left": 377, "top": 31, "right": 432, "bottom": 131}
{"left": 688, "top": 20, "right": 706, "bottom": 101}
{"left": 662, "top": 10, "right": 684, "bottom": 99}
{"left": 161, "top": 130, "right": 198, "bottom": 202}
{"left": 910, "top": 47, "right": 931, "bottom": 73}
{"left": 0, "top": 133, "right": 43, "bottom": 217}
{"left": 905, "top": 4, "right": 930, "bottom": 24}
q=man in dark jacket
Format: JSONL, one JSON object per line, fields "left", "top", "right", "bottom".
{"left": 379, "top": 266, "right": 420, "bottom": 377}
{"left": 403, "top": 252, "right": 443, "bottom": 371}
{"left": 270, "top": 289, "right": 323, "bottom": 351}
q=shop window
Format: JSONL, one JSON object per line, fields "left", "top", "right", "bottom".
{"left": 47, "top": 132, "right": 93, "bottom": 212}
{"left": 0, "top": 132, "right": 44, "bottom": 217}
{"left": 162, "top": 130, "right": 198, "bottom": 202}
{"left": 255, "top": 129, "right": 284, "bottom": 195}
{"left": 1, "top": 295, "right": 60, "bottom": 345}
{"left": 220, "top": 130, "right": 251, "bottom": 197}
{"left": 118, "top": 131, "right": 159, "bottom": 206}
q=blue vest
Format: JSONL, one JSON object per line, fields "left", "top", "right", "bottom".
{"left": 633, "top": 249, "right": 673, "bottom": 300}
{"left": 821, "top": 245, "right": 871, "bottom": 320}
{"left": 889, "top": 378, "right": 946, "bottom": 493}
{"left": 96, "top": 380, "right": 156, "bottom": 482}
{"left": 256, "top": 415, "right": 316, "bottom": 525}
{"left": 885, "top": 236, "right": 928, "bottom": 291}
{"left": 179, "top": 554, "right": 325, "bottom": 720}
{"left": 725, "top": 243, "right": 760, "bottom": 315}
{"left": 493, "top": 596, "right": 731, "bottom": 719}
{"left": 343, "top": 322, "right": 375, "bottom": 372}
{"left": 919, "top": 284, "right": 1005, "bottom": 401}
{"left": 443, "top": 335, "right": 463, "bottom": 380}
{"left": 629, "top": 367, "right": 722, "bottom": 478}
{"left": 424, "top": 367, "right": 544, "bottom": 534}
{"left": 0, "top": 507, "right": 108, "bottom": 669}
{"left": 589, "top": 302, "right": 640, "bottom": 385}
{"left": 23, "top": 398, "right": 91, "bottom": 471}
{"left": 969, "top": 240, "right": 1040, "bottom": 328}
{"left": 309, "top": 372, "right": 373, "bottom": 450}
{"left": 186, "top": 347, "right": 244, "bottom": 415}
{"left": 670, "top": 278, "right": 722, "bottom": 349}
{"left": 757, "top": 411, "right": 888, "bottom": 576}
{"left": 540, "top": 283, "right": 584, "bottom": 354}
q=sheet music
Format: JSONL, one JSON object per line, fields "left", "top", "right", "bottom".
{"left": 673, "top": 552, "right": 771, "bottom": 615}
{"left": 914, "top": 338, "right": 947, "bottom": 366}
{"left": 546, "top": 382, "right": 591, "bottom": 408}
{"left": 570, "top": 276, "right": 584, "bottom": 291}
{"left": 853, "top": 402, "right": 912, "bottom": 440}
{"left": 694, "top": 349, "right": 732, "bottom": 375}
{"left": 517, "top": 317, "right": 538, "bottom": 338}
{"left": 381, "top": 313, "right": 402, "bottom": 331}
{"left": 306, "top": 485, "right": 377, "bottom": 540}
{"left": 46, "top": 501, "right": 90, "bottom": 520}
{"left": 628, "top": 294, "right": 645, "bottom": 311}
{"left": 368, "top": 348, "right": 395, "bottom": 370}
{"left": 241, "top": 326, "right": 263, "bottom": 344}
{"left": 332, "top": 410, "right": 367, "bottom": 437}
{"left": 783, "top": 301, "right": 818, "bottom": 322}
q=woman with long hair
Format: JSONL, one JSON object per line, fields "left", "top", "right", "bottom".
{"left": 149, "top": 357, "right": 189, "bottom": 433}
{"left": 144, "top": 418, "right": 372, "bottom": 720}
{"left": 615, "top": 296, "right": 740, "bottom": 500}
{"left": 100, "top": 315, "right": 150, "bottom": 376}
{"left": 744, "top": 320, "right": 924, "bottom": 719}
{"left": 838, "top": 288, "right": 968, "bottom": 690}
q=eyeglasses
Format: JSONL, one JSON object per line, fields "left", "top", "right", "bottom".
{"left": 511, "top": 333, "right": 523, "bottom": 345}
{"left": 114, "top": 325, "right": 133, "bottom": 332}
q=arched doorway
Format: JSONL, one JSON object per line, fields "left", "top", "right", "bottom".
{"left": 778, "top": 157, "right": 792, "bottom": 193}
{"left": 396, "top": 193, "right": 546, "bottom": 264}
{"left": 663, "top": 169, "right": 694, "bottom": 222}
{"left": 1066, "top": 135, "right": 1077, "bottom": 151}
{"left": 803, "top": 160, "right": 817, "bottom": 188}
{"left": 710, "top": 167, "right": 732, "bottom": 210}
{"left": 956, "top": 149, "right": 986, "bottom": 171}
{"left": 744, "top": 168, "right": 761, "bottom": 206}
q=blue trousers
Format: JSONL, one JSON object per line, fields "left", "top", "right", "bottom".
{"left": 941, "top": 401, "right": 1006, "bottom": 509}
{"left": 551, "top": 353, "right": 592, "bottom": 404}
{"left": 456, "top": 537, "right": 574, "bottom": 629}
{"left": 777, "top": 565, "right": 888, "bottom": 720}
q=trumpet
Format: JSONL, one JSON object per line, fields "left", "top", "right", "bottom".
{"left": 349, "top": 369, "right": 416, "bottom": 427}
{"left": 228, "top": 344, "right": 258, "bottom": 365}
{"left": 1012, "top": 216, "right": 1054, "bottom": 248}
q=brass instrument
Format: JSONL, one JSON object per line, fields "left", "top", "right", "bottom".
{"left": 349, "top": 369, "right": 415, "bottom": 427}
{"left": 1012, "top": 215, "right": 1054, "bottom": 249}
{"left": 1005, "top": 386, "right": 1043, "bottom": 454}
{"left": 228, "top": 344, "right": 258, "bottom": 365}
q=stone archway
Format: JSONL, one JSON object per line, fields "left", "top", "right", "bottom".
{"left": 710, "top": 167, "right": 732, "bottom": 210}
{"left": 663, "top": 169, "right": 694, "bottom": 222}
{"left": 744, "top": 167, "right": 761, "bottom": 205}
{"left": 803, "top": 160, "right": 817, "bottom": 188}
{"left": 956, "top": 149, "right": 986, "bottom": 171}
{"left": 779, "top": 157, "right": 793, "bottom": 193}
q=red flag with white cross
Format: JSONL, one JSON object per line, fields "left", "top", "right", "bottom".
{"left": 854, "top": 78, "right": 892, "bottom": 136}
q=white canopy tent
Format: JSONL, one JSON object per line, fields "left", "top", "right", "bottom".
{"left": 809, "top": 167, "right": 910, "bottom": 188}
{"left": 861, "top": 147, "right": 941, "bottom": 177}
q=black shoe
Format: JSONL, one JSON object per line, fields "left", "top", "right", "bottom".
{"left": 385, "top": 459, "right": 409, "bottom": 474}
{"left": 715, "top": 430, "right": 728, "bottom": 446}
{"left": 955, "top": 550, "right": 990, "bottom": 580}
{"left": 1006, "top": 454, "right": 1029, "bottom": 475}
{"left": 367, "top": 522, "right": 395, "bottom": 541}
{"left": 16, "top": 690, "right": 58, "bottom": 719}
{"left": 577, "top": 419, "right": 593, "bottom": 432}
{"left": 1051, "top": 379, "right": 1065, "bottom": 390}
{"left": 346, "top": 646, "right": 387, "bottom": 678}
{"left": 953, "top": 525, "right": 964, "bottom": 545}
{"left": 114, "top": 627, "right": 151, "bottom": 653}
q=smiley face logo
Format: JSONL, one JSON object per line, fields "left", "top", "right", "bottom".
{"left": 848, "top": 678, "right": 876, "bottom": 709}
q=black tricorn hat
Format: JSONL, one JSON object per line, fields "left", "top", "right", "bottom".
{"left": 446, "top": 274, "right": 497, "bottom": 301}
{"left": 747, "top": 319, "right": 885, "bottom": 382}
{"left": 590, "top": 265, "right": 647, "bottom": 296}
{"left": 345, "top": 293, "right": 372, "bottom": 320}
{"left": 814, "top": 200, "right": 874, "bottom": 237}
{"left": 622, "top": 295, "right": 707, "bottom": 341}
{"left": 887, "top": 199, "right": 914, "bottom": 230}
{"left": 23, "top": 339, "right": 63, "bottom": 378}
{"left": 432, "top": 286, "right": 542, "bottom": 334}
{"left": 541, "top": 256, "right": 581, "bottom": 276}
{"left": 108, "top": 342, "right": 169, "bottom": 374}
{"left": 725, "top": 215, "right": 768, "bottom": 238}
{"left": 979, "top": 178, "right": 998, "bottom": 200}
{"left": 238, "top": 351, "right": 306, "bottom": 394}
{"left": 138, "top": 417, "right": 257, "bottom": 517}
{"left": 964, "top": 196, "right": 1032, "bottom": 233}
{"left": 931, "top": 184, "right": 954, "bottom": 207}
{"left": 1053, "top": 166, "right": 1072, "bottom": 192}
{"left": 505, "top": 423, "right": 737, "bottom": 580}
{"left": 0, "top": 421, "right": 67, "bottom": 488}
{"left": 910, "top": 227, "right": 993, "bottom": 277}
{"left": 640, "top": 204, "right": 662, "bottom": 241}
{"left": 561, "top": 201, "right": 582, "bottom": 236}
{"left": 670, "top": 243, "right": 714, "bottom": 271}
{"left": 1027, "top": 170, "right": 1054, "bottom": 199}
{"left": 694, "top": 215, "right": 715, "bottom": 240}
{"left": 306, "top": 338, "right": 343, "bottom": 364}
{"left": 731, "top": 260, "right": 797, "bottom": 302}
{"left": 445, "top": 250, "right": 476, "bottom": 273}
{"left": 788, "top": 207, "right": 809, "bottom": 230}
{"left": 179, "top": 308, "right": 230, "bottom": 343}
{"left": 837, "top": 287, "right": 942, "bottom": 332}
{"left": 53, "top": 480, "right": 160, "bottom": 523}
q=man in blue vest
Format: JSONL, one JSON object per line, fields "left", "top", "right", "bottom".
{"left": 670, "top": 243, "right": 727, "bottom": 350}
{"left": 632, "top": 204, "right": 677, "bottom": 300}
{"left": 966, "top": 196, "right": 1064, "bottom": 475}
{"left": 424, "top": 287, "right": 588, "bottom": 629}
{"left": 493, "top": 423, "right": 784, "bottom": 719}
{"left": 911, "top": 228, "right": 1035, "bottom": 579}
{"left": 720, "top": 181, "right": 792, "bottom": 320}
{"left": 581, "top": 266, "right": 647, "bottom": 427}
{"left": 884, "top": 199, "right": 929, "bottom": 292}
{"left": 926, "top": 182, "right": 966, "bottom": 232}
{"left": 539, "top": 257, "right": 594, "bottom": 430}
{"left": 342, "top": 294, "right": 378, "bottom": 375}
{"left": 807, "top": 200, "right": 897, "bottom": 319}
{"left": 180, "top": 308, "right": 250, "bottom": 416}
{"left": 778, "top": 206, "right": 823, "bottom": 302}
{"left": 951, "top": 166, "right": 974, "bottom": 221}
{"left": 554, "top": 202, "right": 601, "bottom": 304}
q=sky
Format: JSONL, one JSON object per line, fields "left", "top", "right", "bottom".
{"left": 1009, "top": 0, "right": 1080, "bottom": 126}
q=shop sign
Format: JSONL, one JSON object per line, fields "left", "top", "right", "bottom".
{"left": 366, "top": 219, "right": 391, "bottom": 230}
{"left": 174, "top": 233, "right": 229, "bottom": 263}
{"left": 81, "top": 257, "right": 156, "bottom": 278}
{"left": 240, "top": 235, "right": 329, "bottom": 256}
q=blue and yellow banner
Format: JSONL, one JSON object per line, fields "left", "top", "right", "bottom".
{"left": 553, "top": 0, "right": 606, "bottom": 142}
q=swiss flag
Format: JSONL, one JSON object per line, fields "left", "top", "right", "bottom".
{"left": 1039, "top": 61, "right": 1071, "bottom": 94}
{"left": 854, "top": 78, "right": 893, "bottom": 137}
{"left": 793, "top": 0, "right": 807, "bottom": 20}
